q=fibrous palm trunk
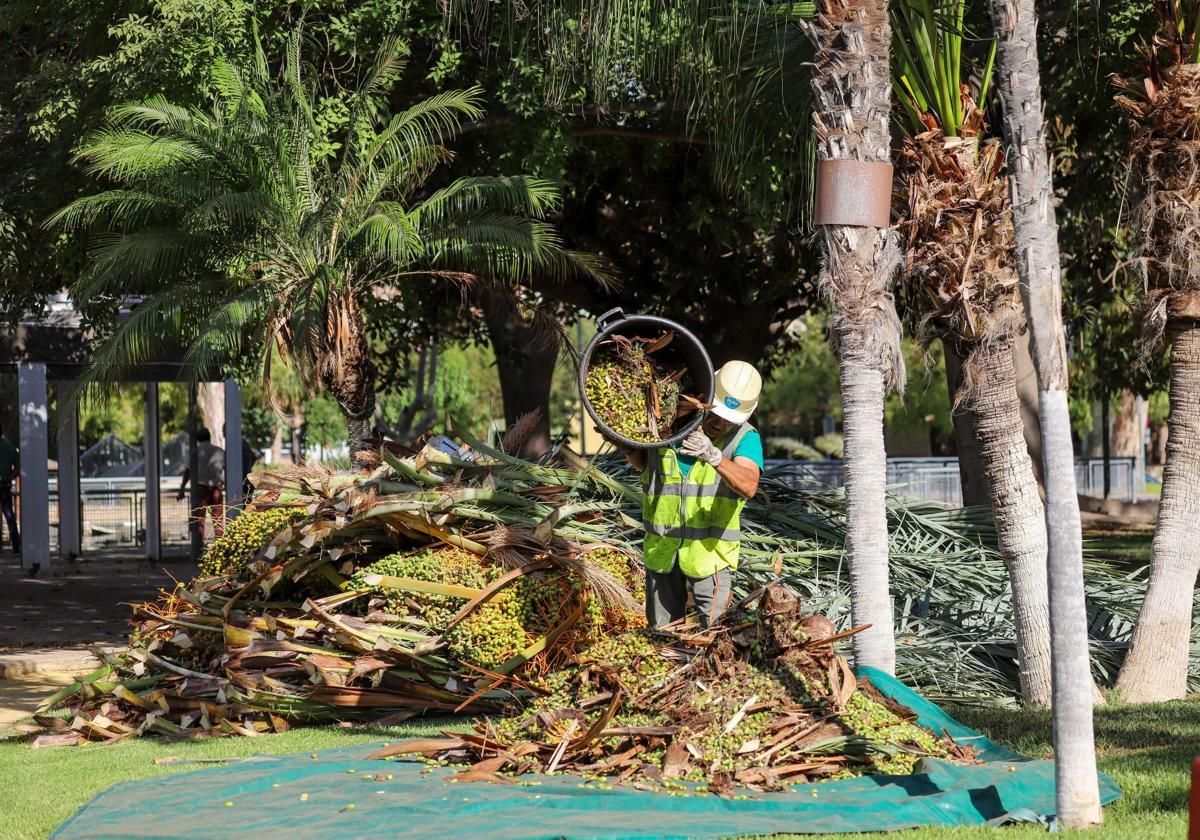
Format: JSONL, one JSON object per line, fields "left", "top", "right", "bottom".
{"left": 963, "top": 341, "right": 1052, "bottom": 705}
{"left": 988, "top": 0, "right": 1102, "bottom": 826}
{"left": 897, "top": 131, "right": 1053, "bottom": 707}
{"left": 805, "top": 0, "right": 904, "bottom": 674}
{"left": 323, "top": 299, "right": 378, "bottom": 469}
{"left": 1115, "top": 63, "right": 1200, "bottom": 702}
{"left": 1118, "top": 330, "right": 1200, "bottom": 700}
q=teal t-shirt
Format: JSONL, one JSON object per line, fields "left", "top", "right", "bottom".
{"left": 675, "top": 427, "right": 764, "bottom": 477}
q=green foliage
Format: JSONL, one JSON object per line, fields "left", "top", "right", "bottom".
{"left": 198, "top": 507, "right": 302, "bottom": 577}
{"left": 758, "top": 312, "right": 952, "bottom": 455}
{"left": 54, "top": 23, "right": 602, "bottom": 445}
{"left": 891, "top": 0, "right": 996, "bottom": 136}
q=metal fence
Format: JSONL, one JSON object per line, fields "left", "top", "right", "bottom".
{"left": 766, "top": 456, "right": 1139, "bottom": 507}
{"left": 2, "top": 456, "right": 1142, "bottom": 554}
{"left": 10, "top": 479, "right": 198, "bottom": 552}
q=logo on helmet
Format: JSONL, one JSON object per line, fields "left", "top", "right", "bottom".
{"left": 724, "top": 396, "right": 741, "bottom": 410}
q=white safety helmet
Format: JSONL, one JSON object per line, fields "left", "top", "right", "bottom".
{"left": 710, "top": 361, "right": 762, "bottom": 424}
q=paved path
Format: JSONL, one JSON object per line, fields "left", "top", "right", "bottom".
{"left": 0, "top": 550, "right": 197, "bottom": 725}
{"left": 0, "top": 551, "right": 197, "bottom": 650}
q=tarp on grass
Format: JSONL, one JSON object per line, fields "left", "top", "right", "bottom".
{"left": 52, "top": 668, "right": 1121, "bottom": 839}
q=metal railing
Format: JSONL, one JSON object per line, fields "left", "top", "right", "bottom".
{"left": 765, "top": 456, "right": 1140, "bottom": 507}
{"left": 1, "top": 457, "right": 1142, "bottom": 554}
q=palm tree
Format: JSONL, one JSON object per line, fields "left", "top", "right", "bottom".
{"left": 1113, "top": 1, "right": 1200, "bottom": 704}
{"left": 986, "top": 0, "right": 1102, "bottom": 826}
{"left": 891, "top": 0, "right": 1052, "bottom": 707}
{"left": 52, "top": 27, "right": 603, "bottom": 464}
{"left": 801, "top": 0, "right": 905, "bottom": 673}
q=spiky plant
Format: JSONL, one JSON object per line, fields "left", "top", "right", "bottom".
{"left": 1114, "top": 1, "right": 1200, "bottom": 703}
{"left": 891, "top": 0, "right": 1052, "bottom": 708}
{"left": 51, "top": 24, "right": 605, "bottom": 465}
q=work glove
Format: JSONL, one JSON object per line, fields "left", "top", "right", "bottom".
{"left": 681, "top": 427, "right": 722, "bottom": 467}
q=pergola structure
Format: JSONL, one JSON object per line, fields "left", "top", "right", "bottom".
{"left": 1, "top": 297, "right": 244, "bottom": 574}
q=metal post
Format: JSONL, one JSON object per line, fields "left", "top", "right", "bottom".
{"left": 1135, "top": 394, "right": 1147, "bottom": 502}
{"left": 188, "top": 382, "right": 201, "bottom": 561}
{"left": 576, "top": 320, "right": 585, "bottom": 454}
{"left": 144, "top": 383, "right": 161, "bottom": 561}
{"left": 224, "top": 379, "right": 243, "bottom": 521}
{"left": 56, "top": 381, "right": 81, "bottom": 560}
{"left": 17, "top": 362, "right": 49, "bottom": 574}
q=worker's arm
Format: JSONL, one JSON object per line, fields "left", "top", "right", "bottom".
{"left": 623, "top": 449, "right": 647, "bottom": 471}
{"left": 177, "top": 468, "right": 190, "bottom": 500}
{"left": 716, "top": 456, "right": 760, "bottom": 499}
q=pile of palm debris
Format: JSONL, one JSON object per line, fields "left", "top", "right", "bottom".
{"left": 29, "top": 420, "right": 1077, "bottom": 748}
{"left": 370, "top": 585, "right": 978, "bottom": 792}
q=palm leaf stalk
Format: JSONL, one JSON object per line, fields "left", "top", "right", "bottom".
{"left": 36, "top": 433, "right": 1179, "bottom": 745}
{"left": 51, "top": 25, "right": 607, "bottom": 465}
{"left": 1112, "top": 1, "right": 1200, "bottom": 703}
{"left": 890, "top": 2, "right": 1052, "bottom": 708}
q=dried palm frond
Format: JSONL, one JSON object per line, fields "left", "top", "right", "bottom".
{"left": 895, "top": 130, "right": 1022, "bottom": 403}
{"left": 500, "top": 408, "right": 543, "bottom": 455}
{"left": 1115, "top": 62, "right": 1200, "bottom": 349}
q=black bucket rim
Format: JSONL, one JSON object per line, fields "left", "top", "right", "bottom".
{"left": 578, "top": 308, "right": 714, "bottom": 450}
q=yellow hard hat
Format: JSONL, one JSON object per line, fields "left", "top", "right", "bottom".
{"left": 710, "top": 361, "right": 762, "bottom": 423}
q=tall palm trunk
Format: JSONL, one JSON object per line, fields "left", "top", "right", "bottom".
{"left": 1117, "top": 326, "right": 1200, "bottom": 701}
{"left": 898, "top": 129, "right": 1054, "bottom": 707}
{"left": 1113, "top": 58, "right": 1200, "bottom": 702}
{"left": 805, "top": 0, "right": 904, "bottom": 673}
{"left": 987, "top": 0, "right": 1102, "bottom": 826}
{"left": 963, "top": 340, "right": 1052, "bottom": 705}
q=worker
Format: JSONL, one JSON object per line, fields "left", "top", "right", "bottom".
{"left": 622, "top": 360, "right": 764, "bottom": 629}
{"left": 0, "top": 424, "right": 19, "bottom": 555}
{"left": 177, "top": 427, "right": 226, "bottom": 542}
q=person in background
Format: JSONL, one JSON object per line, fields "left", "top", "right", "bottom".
{"left": 177, "top": 427, "right": 226, "bottom": 542}
{"left": 621, "top": 361, "right": 764, "bottom": 629}
{"left": 0, "top": 425, "right": 20, "bottom": 555}
{"left": 241, "top": 437, "right": 260, "bottom": 501}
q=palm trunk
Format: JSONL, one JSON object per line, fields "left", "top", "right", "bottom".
{"left": 944, "top": 341, "right": 991, "bottom": 507}
{"left": 806, "top": 0, "right": 904, "bottom": 674}
{"left": 482, "top": 288, "right": 557, "bottom": 460}
{"left": 988, "top": 0, "right": 1102, "bottom": 826}
{"left": 840, "top": 359, "right": 895, "bottom": 673}
{"left": 1117, "top": 325, "right": 1200, "bottom": 701}
{"left": 965, "top": 341, "right": 1052, "bottom": 706}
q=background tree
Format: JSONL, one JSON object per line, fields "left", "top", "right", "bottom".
{"left": 987, "top": 0, "right": 1102, "bottom": 825}
{"left": 53, "top": 26, "right": 602, "bottom": 462}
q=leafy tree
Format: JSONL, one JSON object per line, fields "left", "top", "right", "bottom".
{"left": 52, "top": 25, "right": 601, "bottom": 464}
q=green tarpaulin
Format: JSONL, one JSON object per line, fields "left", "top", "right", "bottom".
{"left": 52, "top": 668, "right": 1120, "bottom": 838}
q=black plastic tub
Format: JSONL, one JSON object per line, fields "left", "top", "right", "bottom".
{"left": 578, "top": 308, "right": 715, "bottom": 450}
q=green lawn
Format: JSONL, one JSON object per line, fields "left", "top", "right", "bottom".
{"left": 1, "top": 698, "right": 1196, "bottom": 839}
{"left": 1084, "top": 529, "right": 1153, "bottom": 573}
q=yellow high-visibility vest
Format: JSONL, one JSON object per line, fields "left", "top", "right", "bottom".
{"left": 641, "top": 424, "right": 753, "bottom": 578}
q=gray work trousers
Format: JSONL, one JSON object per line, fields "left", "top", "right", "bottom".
{"left": 645, "top": 565, "right": 732, "bottom": 629}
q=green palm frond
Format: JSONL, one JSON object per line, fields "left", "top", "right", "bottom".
{"left": 891, "top": 0, "right": 996, "bottom": 137}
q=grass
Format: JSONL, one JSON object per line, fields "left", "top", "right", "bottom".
{"left": 1085, "top": 528, "right": 1153, "bottom": 574}
{"left": 1, "top": 698, "right": 1196, "bottom": 839}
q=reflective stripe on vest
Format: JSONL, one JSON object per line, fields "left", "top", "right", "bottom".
{"left": 641, "top": 423, "right": 753, "bottom": 578}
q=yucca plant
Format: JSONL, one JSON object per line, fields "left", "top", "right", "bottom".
{"left": 51, "top": 25, "right": 604, "bottom": 465}
{"left": 1113, "top": 1, "right": 1200, "bottom": 703}
{"left": 891, "top": 0, "right": 1053, "bottom": 708}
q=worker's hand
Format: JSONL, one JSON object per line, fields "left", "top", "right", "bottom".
{"left": 681, "top": 427, "right": 722, "bottom": 467}
{"left": 176, "top": 490, "right": 185, "bottom": 501}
